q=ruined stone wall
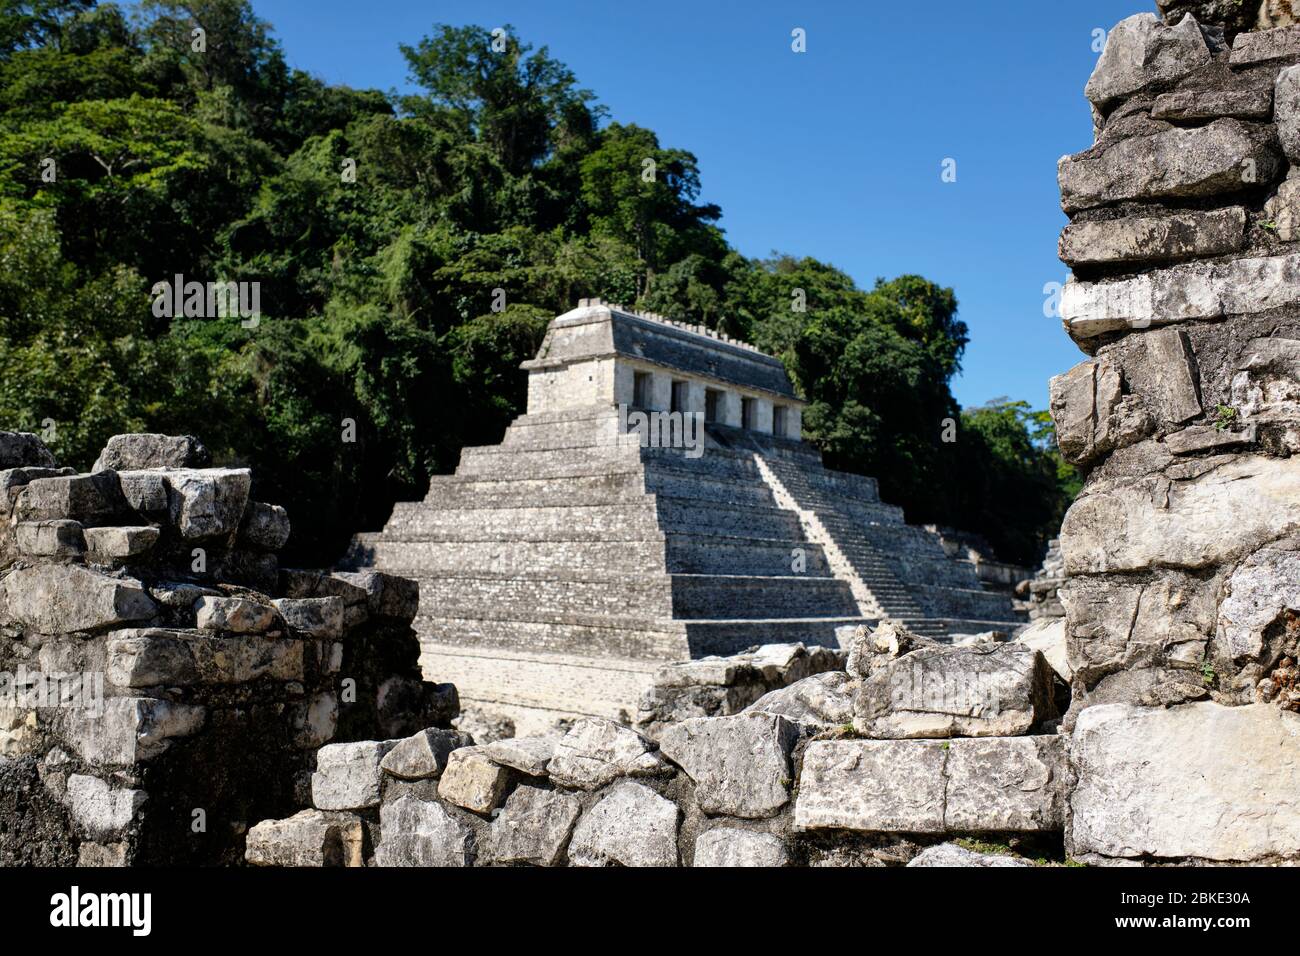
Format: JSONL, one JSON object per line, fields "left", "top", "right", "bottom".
{"left": 0, "top": 432, "right": 455, "bottom": 866}
{"left": 1052, "top": 7, "right": 1300, "bottom": 863}
{"left": 246, "top": 624, "right": 1071, "bottom": 868}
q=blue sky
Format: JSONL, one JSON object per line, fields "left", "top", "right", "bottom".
{"left": 252, "top": 0, "right": 1143, "bottom": 410}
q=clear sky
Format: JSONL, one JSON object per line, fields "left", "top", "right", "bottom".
{"left": 251, "top": 0, "right": 1145, "bottom": 411}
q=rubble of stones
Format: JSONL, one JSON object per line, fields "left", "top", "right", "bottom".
{"left": 0, "top": 432, "right": 455, "bottom": 865}
{"left": 1049, "top": 4, "right": 1300, "bottom": 864}
{"left": 246, "top": 623, "right": 1073, "bottom": 867}
{"left": 1019, "top": 540, "right": 1065, "bottom": 622}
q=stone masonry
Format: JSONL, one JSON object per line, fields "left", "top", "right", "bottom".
{"left": 349, "top": 300, "right": 1021, "bottom": 733}
{"left": 0, "top": 432, "right": 455, "bottom": 866}
{"left": 245, "top": 622, "right": 1071, "bottom": 868}
{"left": 1053, "top": 6, "right": 1300, "bottom": 863}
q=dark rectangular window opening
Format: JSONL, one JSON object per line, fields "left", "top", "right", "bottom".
{"left": 705, "top": 388, "right": 723, "bottom": 424}
{"left": 670, "top": 380, "right": 688, "bottom": 414}
{"left": 741, "top": 397, "right": 756, "bottom": 430}
{"left": 773, "top": 405, "right": 788, "bottom": 437}
{"left": 633, "top": 371, "right": 653, "bottom": 409}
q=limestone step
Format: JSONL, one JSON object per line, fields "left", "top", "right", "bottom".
{"left": 417, "top": 643, "right": 662, "bottom": 729}
{"left": 664, "top": 532, "right": 831, "bottom": 576}
{"left": 412, "top": 571, "right": 675, "bottom": 619}
{"left": 669, "top": 573, "right": 861, "bottom": 619}
{"left": 915, "top": 585, "right": 1021, "bottom": 622}
{"left": 418, "top": 472, "right": 649, "bottom": 509}
{"left": 651, "top": 496, "right": 805, "bottom": 539}
{"left": 644, "top": 471, "right": 777, "bottom": 508}
{"left": 414, "top": 612, "right": 689, "bottom": 661}
{"left": 381, "top": 501, "right": 662, "bottom": 541}
{"left": 362, "top": 537, "right": 667, "bottom": 576}
{"left": 455, "top": 443, "right": 644, "bottom": 478}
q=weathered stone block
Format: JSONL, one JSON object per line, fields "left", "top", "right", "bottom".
{"left": 659, "top": 713, "right": 797, "bottom": 818}
{"left": 1130, "top": 328, "right": 1202, "bottom": 425}
{"left": 1164, "top": 424, "right": 1257, "bottom": 454}
{"left": 1158, "top": 1, "right": 1261, "bottom": 38}
{"left": 568, "top": 781, "right": 679, "bottom": 867}
{"left": 437, "top": 746, "right": 512, "bottom": 813}
{"left": 1229, "top": 24, "right": 1300, "bottom": 66}
{"left": 244, "top": 809, "right": 365, "bottom": 867}
{"left": 15, "top": 519, "right": 84, "bottom": 558}
{"left": 194, "top": 596, "right": 276, "bottom": 634}
{"left": 15, "top": 472, "right": 128, "bottom": 525}
{"left": 374, "top": 794, "right": 474, "bottom": 867}
{"left": 164, "top": 468, "right": 252, "bottom": 540}
{"left": 853, "top": 643, "right": 1057, "bottom": 739}
{"left": 1277, "top": 65, "right": 1300, "bottom": 165}
{"left": 1049, "top": 359, "right": 1124, "bottom": 465}
{"left": 483, "top": 735, "right": 557, "bottom": 776}
{"left": 795, "top": 736, "right": 1067, "bottom": 834}
{"left": 1070, "top": 702, "right": 1300, "bottom": 862}
{"left": 907, "top": 842, "right": 1030, "bottom": 867}
{"left": 312, "top": 739, "right": 399, "bottom": 811}
{"left": 65, "top": 774, "right": 147, "bottom": 842}
{"left": 1062, "top": 254, "right": 1300, "bottom": 339}
{"left": 0, "top": 431, "right": 56, "bottom": 469}
{"left": 64, "top": 697, "right": 205, "bottom": 765}
{"left": 331, "top": 569, "right": 420, "bottom": 622}
{"left": 1216, "top": 545, "right": 1300, "bottom": 660}
{"left": 1061, "top": 455, "right": 1300, "bottom": 573}
{"left": 292, "top": 692, "right": 338, "bottom": 749}
{"left": 380, "top": 728, "right": 473, "bottom": 780}
{"left": 116, "top": 471, "right": 169, "bottom": 516}
{"left": 238, "top": 501, "right": 290, "bottom": 551}
{"left": 845, "top": 619, "right": 934, "bottom": 679}
{"left": 92, "top": 433, "right": 210, "bottom": 473}
{"left": 83, "top": 526, "right": 160, "bottom": 561}
{"left": 1061, "top": 572, "right": 1218, "bottom": 697}
{"left": 1058, "top": 119, "right": 1281, "bottom": 213}
{"left": 1085, "top": 13, "right": 1211, "bottom": 109}
{"left": 485, "top": 785, "right": 582, "bottom": 866}
{"left": 795, "top": 739, "right": 947, "bottom": 832}
{"left": 0, "top": 565, "right": 156, "bottom": 633}
{"left": 743, "top": 671, "right": 855, "bottom": 730}
{"left": 272, "top": 597, "right": 343, "bottom": 639}
{"left": 1015, "top": 617, "right": 1072, "bottom": 682}
{"left": 1058, "top": 208, "right": 1246, "bottom": 267}
{"left": 1151, "top": 89, "right": 1274, "bottom": 121}
{"left": 107, "top": 631, "right": 198, "bottom": 687}
{"left": 693, "top": 828, "right": 789, "bottom": 867}
{"left": 1233, "top": 335, "right": 1300, "bottom": 434}
{"left": 944, "top": 736, "right": 1067, "bottom": 832}
{"left": 0, "top": 467, "right": 71, "bottom": 513}
{"left": 546, "top": 718, "right": 669, "bottom": 790}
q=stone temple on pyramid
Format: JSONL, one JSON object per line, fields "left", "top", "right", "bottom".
{"left": 347, "top": 299, "right": 1021, "bottom": 731}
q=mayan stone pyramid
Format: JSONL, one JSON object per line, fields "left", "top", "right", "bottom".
{"left": 348, "top": 300, "right": 1020, "bottom": 730}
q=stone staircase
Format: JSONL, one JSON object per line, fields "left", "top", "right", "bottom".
{"left": 347, "top": 406, "right": 1021, "bottom": 729}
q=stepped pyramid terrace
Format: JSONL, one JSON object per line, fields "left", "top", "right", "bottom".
{"left": 347, "top": 299, "right": 1021, "bottom": 731}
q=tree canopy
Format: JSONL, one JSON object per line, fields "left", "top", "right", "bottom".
{"left": 0, "top": 0, "right": 1075, "bottom": 565}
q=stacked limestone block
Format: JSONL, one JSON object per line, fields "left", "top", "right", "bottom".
{"left": 634, "top": 642, "right": 844, "bottom": 738}
{"left": 0, "top": 432, "right": 455, "bottom": 866}
{"left": 247, "top": 625, "right": 1068, "bottom": 867}
{"left": 1053, "top": 7, "right": 1300, "bottom": 863}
